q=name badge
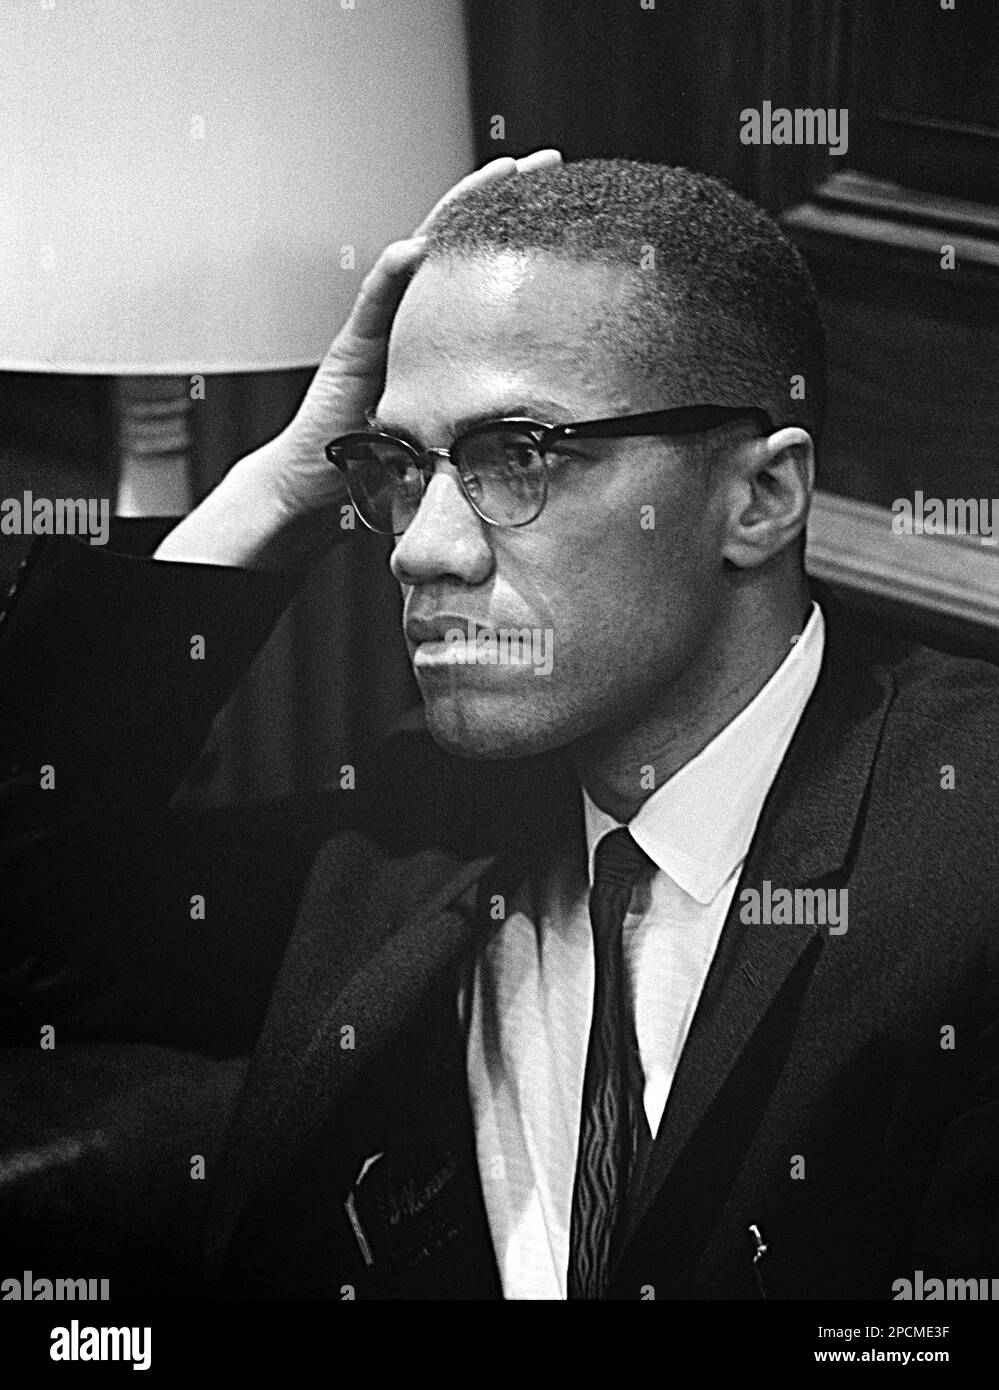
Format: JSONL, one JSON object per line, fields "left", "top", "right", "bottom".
{"left": 345, "top": 1144, "right": 467, "bottom": 1273}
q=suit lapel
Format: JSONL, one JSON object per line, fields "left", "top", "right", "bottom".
{"left": 205, "top": 838, "right": 497, "bottom": 1281}
{"left": 339, "top": 969, "right": 503, "bottom": 1299}
{"left": 618, "top": 607, "right": 898, "bottom": 1257}
{"left": 205, "top": 756, "right": 573, "bottom": 1287}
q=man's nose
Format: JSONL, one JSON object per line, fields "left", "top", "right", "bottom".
{"left": 389, "top": 460, "right": 495, "bottom": 588}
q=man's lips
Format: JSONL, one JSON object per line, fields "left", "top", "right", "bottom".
{"left": 405, "top": 614, "right": 495, "bottom": 645}
{"left": 405, "top": 610, "right": 555, "bottom": 677}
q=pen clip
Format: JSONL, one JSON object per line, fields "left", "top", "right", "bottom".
{"left": 747, "top": 1223, "right": 768, "bottom": 1300}
{"left": 748, "top": 1223, "right": 767, "bottom": 1264}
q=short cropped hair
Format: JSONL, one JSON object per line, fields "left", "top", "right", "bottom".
{"left": 424, "top": 158, "right": 827, "bottom": 445}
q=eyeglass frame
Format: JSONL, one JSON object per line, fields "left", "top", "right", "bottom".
{"left": 324, "top": 403, "right": 776, "bottom": 535}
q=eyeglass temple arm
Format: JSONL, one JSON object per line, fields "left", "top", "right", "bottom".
{"left": 555, "top": 405, "right": 775, "bottom": 441}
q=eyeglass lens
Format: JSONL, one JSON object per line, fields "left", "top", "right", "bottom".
{"left": 341, "top": 426, "right": 548, "bottom": 534}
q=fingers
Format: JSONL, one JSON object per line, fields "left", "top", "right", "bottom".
{"left": 322, "top": 149, "right": 565, "bottom": 362}
{"left": 411, "top": 147, "right": 563, "bottom": 237}
{"left": 514, "top": 149, "right": 563, "bottom": 172}
{"left": 331, "top": 235, "right": 427, "bottom": 351}
{"left": 411, "top": 162, "right": 510, "bottom": 237}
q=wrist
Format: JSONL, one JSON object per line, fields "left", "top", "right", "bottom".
{"left": 153, "top": 448, "right": 297, "bottom": 571}
{"left": 153, "top": 439, "right": 351, "bottom": 573}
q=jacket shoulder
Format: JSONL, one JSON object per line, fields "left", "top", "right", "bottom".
{"left": 882, "top": 640, "right": 999, "bottom": 748}
{"left": 864, "top": 640, "right": 999, "bottom": 901}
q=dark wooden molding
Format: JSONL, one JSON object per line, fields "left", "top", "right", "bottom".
{"left": 843, "top": 0, "right": 999, "bottom": 204}
{"left": 810, "top": 170, "right": 999, "bottom": 241}
{"left": 783, "top": 171, "right": 999, "bottom": 287}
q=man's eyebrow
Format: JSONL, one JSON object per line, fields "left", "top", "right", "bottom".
{"left": 369, "top": 401, "right": 576, "bottom": 443}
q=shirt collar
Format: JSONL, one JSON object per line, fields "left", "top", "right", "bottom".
{"left": 583, "top": 601, "right": 826, "bottom": 906}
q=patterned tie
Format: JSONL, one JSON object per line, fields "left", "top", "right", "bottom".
{"left": 568, "top": 826, "right": 654, "bottom": 1299}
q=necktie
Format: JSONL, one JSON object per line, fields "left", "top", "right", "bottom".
{"left": 568, "top": 826, "right": 654, "bottom": 1299}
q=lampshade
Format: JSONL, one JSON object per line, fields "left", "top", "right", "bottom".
{"left": 0, "top": 0, "right": 473, "bottom": 374}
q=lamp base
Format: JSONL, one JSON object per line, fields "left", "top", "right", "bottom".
{"left": 115, "top": 376, "right": 193, "bottom": 517}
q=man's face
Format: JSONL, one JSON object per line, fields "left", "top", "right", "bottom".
{"left": 377, "top": 252, "right": 731, "bottom": 761}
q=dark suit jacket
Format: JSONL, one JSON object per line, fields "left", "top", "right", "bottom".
{"left": 2, "top": 528, "right": 998, "bottom": 1300}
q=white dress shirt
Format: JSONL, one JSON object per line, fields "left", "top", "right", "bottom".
{"left": 461, "top": 602, "right": 826, "bottom": 1299}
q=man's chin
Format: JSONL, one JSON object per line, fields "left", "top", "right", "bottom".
{"left": 422, "top": 693, "right": 564, "bottom": 762}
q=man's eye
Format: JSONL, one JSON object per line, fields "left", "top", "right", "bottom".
{"left": 544, "top": 447, "right": 586, "bottom": 470}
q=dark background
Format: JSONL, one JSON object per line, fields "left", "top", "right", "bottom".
{"left": 2, "top": 0, "right": 997, "bottom": 800}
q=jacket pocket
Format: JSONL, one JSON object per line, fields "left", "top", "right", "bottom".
{"left": 748, "top": 1164, "right": 931, "bottom": 1300}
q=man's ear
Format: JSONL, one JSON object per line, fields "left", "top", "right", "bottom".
{"left": 720, "top": 427, "right": 814, "bottom": 569}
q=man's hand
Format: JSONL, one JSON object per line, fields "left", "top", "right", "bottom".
{"left": 154, "top": 149, "right": 562, "bottom": 572}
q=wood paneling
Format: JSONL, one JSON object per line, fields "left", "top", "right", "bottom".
{"left": 846, "top": 0, "right": 999, "bottom": 202}
{"left": 463, "top": 0, "right": 844, "bottom": 212}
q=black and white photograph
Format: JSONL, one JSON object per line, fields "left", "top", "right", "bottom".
{"left": 2, "top": 0, "right": 997, "bottom": 1366}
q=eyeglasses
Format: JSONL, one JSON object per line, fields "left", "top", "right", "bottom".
{"left": 324, "top": 403, "right": 774, "bottom": 535}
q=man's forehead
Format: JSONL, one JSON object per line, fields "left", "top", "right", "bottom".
{"left": 381, "top": 251, "right": 659, "bottom": 426}
{"left": 393, "top": 250, "right": 642, "bottom": 346}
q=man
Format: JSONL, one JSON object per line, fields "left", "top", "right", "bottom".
{"left": 2, "top": 154, "right": 997, "bottom": 1300}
